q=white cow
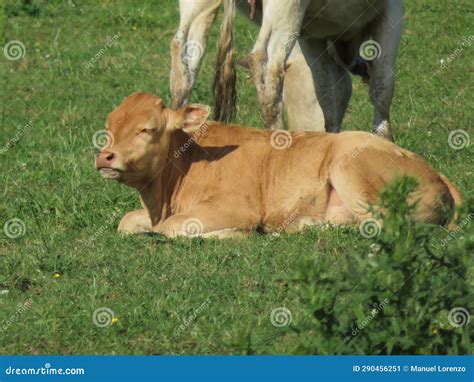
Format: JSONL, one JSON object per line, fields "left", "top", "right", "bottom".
{"left": 170, "top": 0, "right": 325, "bottom": 132}
{"left": 247, "top": 0, "right": 403, "bottom": 140}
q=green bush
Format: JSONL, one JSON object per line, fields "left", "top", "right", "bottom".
{"left": 285, "top": 177, "right": 472, "bottom": 354}
{"left": 5, "top": 0, "right": 42, "bottom": 18}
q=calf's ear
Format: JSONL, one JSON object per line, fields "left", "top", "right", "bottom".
{"left": 167, "top": 104, "right": 210, "bottom": 133}
{"left": 182, "top": 104, "right": 211, "bottom": 133}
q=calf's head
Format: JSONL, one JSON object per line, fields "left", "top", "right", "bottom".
{"left": 95, "top": 92, "right": 210, "bottom": 188}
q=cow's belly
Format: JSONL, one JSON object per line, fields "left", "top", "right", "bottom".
{"left": 302, "top": 0, "right": 384, "bottom": 39}
{"left": 261, "top": 176, "right": 354, "bottom": 233}
{"left": 324, "top": 186, "right": 354, "bottom": 224}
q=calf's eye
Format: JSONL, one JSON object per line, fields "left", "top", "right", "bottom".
{"left": 139, "top": 128, "right": 152, "bottom": 135}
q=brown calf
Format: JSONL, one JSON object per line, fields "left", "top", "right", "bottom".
{"left": 96, "top": 93, "right": 461, "bottom": 238}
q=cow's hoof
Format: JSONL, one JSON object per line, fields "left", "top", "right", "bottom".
{"left": 373, "top": 121, "right": 394, "bottom": 142}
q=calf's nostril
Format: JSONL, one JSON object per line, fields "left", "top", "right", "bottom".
{"left": 105, "top": 152, "right": 115, "bottom": 161}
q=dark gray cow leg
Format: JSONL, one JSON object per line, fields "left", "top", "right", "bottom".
{"left": 299, "top": 38, "right": 352, "bottom": 133}
{"left": 366, "top": 0, "right": 403, "bottom": 141}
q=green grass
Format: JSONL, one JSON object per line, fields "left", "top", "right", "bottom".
{"left": 1, "top": 0, "right": 472, "bottom": 354}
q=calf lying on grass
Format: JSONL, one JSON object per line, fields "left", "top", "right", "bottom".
{"left": 95, "top": 92, "right": 461, "bottom": 238}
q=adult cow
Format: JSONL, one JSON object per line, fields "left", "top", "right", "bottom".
{"left": 243, "top": 0, "right": 404, "bottom": 141}
{"left": 170, "top": 0, "right": 325, "bottom": 132}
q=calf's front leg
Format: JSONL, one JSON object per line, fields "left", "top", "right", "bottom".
{"left": 118, "top": 209, "right": 152, "bottom": 234}
{"left": 153, "top": 206, "right": 257, "bottom": 239}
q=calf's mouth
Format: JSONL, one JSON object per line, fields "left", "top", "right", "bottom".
{"left": 98, "top": 167, "right": 121, "bottom": 180}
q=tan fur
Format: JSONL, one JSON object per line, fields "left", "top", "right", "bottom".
{"left": 439, "top": 174, "right": 463, "bottom": 230}
{"left": 96, "top": 93, "right": 461, "bottom": 238}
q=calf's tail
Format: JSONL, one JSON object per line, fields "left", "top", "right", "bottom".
{"left": 440, "top": 174, "right": 463, "bottom": 230}
{"left": 213, "top": 0, "right": 237, "bottom": 123}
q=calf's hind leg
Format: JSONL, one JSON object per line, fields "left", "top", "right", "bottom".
{"left": 326, "top": 162, "right": 382, "bottom": 225}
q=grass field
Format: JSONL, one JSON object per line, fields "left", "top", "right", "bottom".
{"left": 1, "top": 0, "right": 472, "bottom": 355}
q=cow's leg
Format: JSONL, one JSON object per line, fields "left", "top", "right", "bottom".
{"left": 250, "top": 0, "right": 309, "bottom": 130}
{"left": 367, "top": 0, "right": 403, "bottom": 141}
{"left": 118, "top": 209, "right": 152, "bottom": 234}
{"left": 327, "top": 169, "right": 376, "bottom": 226}
{"left": 283, "top": 42, "right": 325, "bottom": 132}
{"left": 170, "top": 0, "right": 221, "bottom": 109}
{"left": 154, "top": 206, "right": 257, "bottom": 239}
{"left": 299, "top": 38, "right": 352, "bottom": 133}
